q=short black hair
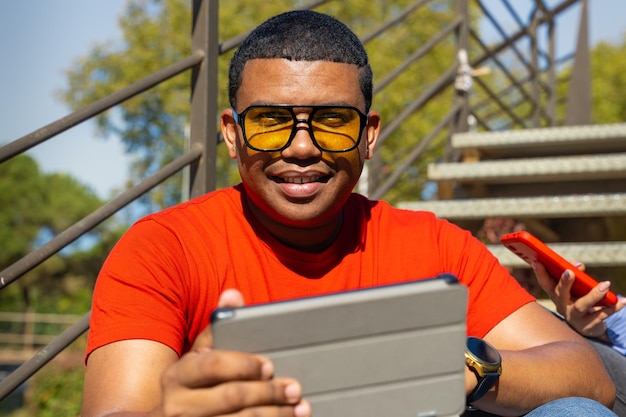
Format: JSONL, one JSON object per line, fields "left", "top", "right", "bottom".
{"left": 228, "top": 10, "right": 373, "bottom": 111}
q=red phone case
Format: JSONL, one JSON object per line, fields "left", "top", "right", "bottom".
{"left": 500, "top": 231, "right": 617, "bottom": 307}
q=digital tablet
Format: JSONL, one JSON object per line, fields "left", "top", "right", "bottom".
{"left": 211, "top": 274, "right": 468, "bottom": 417}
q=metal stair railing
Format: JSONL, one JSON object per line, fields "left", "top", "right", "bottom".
{"left": 0, "top": 0, "right": 219, "bottom": 400}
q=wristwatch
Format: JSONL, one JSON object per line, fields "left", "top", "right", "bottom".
{"left": 465, "top": 336, "right": 502, "bottom": 406}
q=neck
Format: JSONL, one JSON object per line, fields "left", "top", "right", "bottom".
{"left": 246, "top": 200, "right": 344, "bottom": 253}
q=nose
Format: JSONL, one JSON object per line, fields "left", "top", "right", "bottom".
{"left": 281, "top": 120, "right": 322, "bottom": 158}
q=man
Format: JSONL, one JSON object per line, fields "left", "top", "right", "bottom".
{"left": 81, "top": 10, "right": 616, "bottom": 417}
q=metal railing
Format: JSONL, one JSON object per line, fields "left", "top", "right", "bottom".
{"left": 0, "top": 0, "right": 587, "bottom": 401}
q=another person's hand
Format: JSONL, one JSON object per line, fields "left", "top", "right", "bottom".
{"left": 156, "top": 289, "right": 311, "bottom": 417}
{"left": 534, "top": 262, "right": 624, "bottom": 342}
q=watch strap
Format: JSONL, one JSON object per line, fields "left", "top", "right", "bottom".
{"left": 467, "top": 371, "right": 499, "bottom": 404}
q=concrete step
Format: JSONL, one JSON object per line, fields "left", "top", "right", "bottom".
{"left": 452, "top": 123, "right": 626, "bottom": 158}
{"left": 397, "top": 193, "right": 626, "bottom": 219}
{"left": 427, "top": 152, "right": 626, "bottom": 184}
{"left": 421, "top": 124, "right": 626, "bottom": 270}
{"left": 487, "top": 242, "right": 626, "bottom": 268}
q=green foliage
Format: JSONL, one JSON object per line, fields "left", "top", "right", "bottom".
{"left": 0, "top": 155, "right": 102, "bottom": 259}
{"left": 0, "top": 154, "right": 106, "bottom": 313}
{"left": 590, "top": 34, "right": 626, "bottom": 124}
{"left": 0, "top": 158, "right": 102, "bottom": 417}
{"left": 17, "top": 343, "right": 86, "bottom": 417}
{"left": 0, "top": 155, "right": 45, "bottom": 268}
{"left": 27, "top": 364, "right": 84, "bottom": 417}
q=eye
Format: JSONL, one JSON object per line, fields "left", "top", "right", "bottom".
{"left": 313, "top": 110, "right": 352, "bottom": 127}
{"left": 252, "top": 111, "right": 293, "bottom": 127}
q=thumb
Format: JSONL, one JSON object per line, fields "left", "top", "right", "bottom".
{"left": 218, "top": 288, "right": 245, "bottom": 308}
{"left": 191, "top": 289, "right": 245, "bottom": 352}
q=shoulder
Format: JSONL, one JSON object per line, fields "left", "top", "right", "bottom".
{"left": 108, "top": 186, "right": 245, "bottom": 254}
{"left": 148, "top": 185, "right": 243, "bottom": 218}
{"left": 137, "top": 185, "right": 244, "bottom": 229}
{"left": 347, "top": 193, "right": 439, "bottom": 223}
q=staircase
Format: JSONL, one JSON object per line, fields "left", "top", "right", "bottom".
{"left": 398, "top": 123, "right": 626, "bottom": 289}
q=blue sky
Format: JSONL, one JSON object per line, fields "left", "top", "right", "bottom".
{"left": 0, "top": 0, "right": 129, "bottom": 198}
{"left": 1, "top": 1, "right": 625, "bottom": 198}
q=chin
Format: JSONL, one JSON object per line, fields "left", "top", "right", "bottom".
{"left": 280, "top": 203, "right": 342, "bottom": 227}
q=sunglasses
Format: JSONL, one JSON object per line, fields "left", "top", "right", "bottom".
{"left": 232, "top": 105, "right": 368, "bottom": 153}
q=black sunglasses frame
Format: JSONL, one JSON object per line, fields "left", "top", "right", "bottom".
{"left": 232, "top": 105, "right": 369, "bottom": 153}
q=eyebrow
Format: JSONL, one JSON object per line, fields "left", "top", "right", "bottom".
{"left": 246, "top": 102, "right": 357, "bottom": 107}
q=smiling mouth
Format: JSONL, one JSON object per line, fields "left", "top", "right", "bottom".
{"left": 272, "top": 175, "right": 331, "bottom": 184}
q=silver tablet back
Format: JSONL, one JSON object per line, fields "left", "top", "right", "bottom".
{"left": 212, "top": 274, "right": 468, "bottom": 417}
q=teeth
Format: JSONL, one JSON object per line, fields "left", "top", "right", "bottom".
{"left": 284, "top": 176, "right": 320, "bottom": 184}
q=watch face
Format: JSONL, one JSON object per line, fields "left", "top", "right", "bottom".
{"left": 467, "top": 336, "right": 500, "bottom": 365}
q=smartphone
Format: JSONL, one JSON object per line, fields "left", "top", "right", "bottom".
{"left": 500, "top": 231, "right": 617, "bottom": 306}
{"left": 211, "top": 275, "right": 468, "bottom": 417}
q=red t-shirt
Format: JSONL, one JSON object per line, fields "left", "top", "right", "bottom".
{"left": 87, "top": 184, "right": 534, "bottom": 359}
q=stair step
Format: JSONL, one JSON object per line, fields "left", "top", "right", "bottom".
{"left": 487, "top": 242, "right": 626, "bottom": 268}
{"left": 452, "top": 123, "right": 626, "bottom": 158}
{"left": 397, "top": 193, "right": 626, "bottom": 219}
{"left": 427, "top": 152, "right": 626, "bottom": 183}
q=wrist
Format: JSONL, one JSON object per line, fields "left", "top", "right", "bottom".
{"left": 465, "top": 365, "right": 479, "bottom": 397}
{"left": 465, "top": 337, "right": 502, "bottom": 405}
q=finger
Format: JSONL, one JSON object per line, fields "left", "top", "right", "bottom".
{"left": 566, "top": 281, "right": 617, "bottom": 337}
{"left": 191, "top": 289, "right": 246, "bottom": 352}
{"left": 574, "top": 281, "right": 615, "bottom": 313}
{"left": 221, "top": 402, "right": 312, "bottom": 417}
{"left": 168, "top": 349, "right": 274, "bottom": 389}
{"left": 210, "top": 379, "right": 304, "bottom": 415}
{"left": 533, "top": 261, "right": 557, "bottom": 295}
{"left": 162, "top": 378, "right": 302, "bottom": 416}
{"left": 221, "top": 400, "right": 311, "bottom": 417}
{"left": 554, "top": 269, "right": 575, "bottom": 304}
{"left": 573, "top": 261, "right": 586, "bottom": 272}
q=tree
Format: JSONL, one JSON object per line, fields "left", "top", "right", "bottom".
{"left": 60, "top": 0, "right": 463, "bottom": 208}
{"left": 0, "top": 154, "right": 104, "bottom": 313}
{"left": 0, "top": 155, "right": 132, "bottom": 417}
{"left": 0, "top": 155, "right": 45, "bottom": 270}
{"left": 590, "top": 34, "right": 626, "bottom": 124}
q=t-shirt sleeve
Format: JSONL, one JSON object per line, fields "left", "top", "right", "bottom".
{"left": 86, "top": 218, "right": 190, "bottom": 361}
{"left": 434, "top": 218, "right": 535, "bottom": 338}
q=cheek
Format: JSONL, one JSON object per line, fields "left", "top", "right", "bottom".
{"left": 237, "top": 147, "right": 279, "bottom": 178}
{"left": 347, "top": 155, "right": 363, "bottom": 175}
{"left": 323, "top": 150, "right": 364, "bottom": 178}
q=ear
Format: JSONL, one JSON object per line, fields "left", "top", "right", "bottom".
{"left": 364, "top": 110, "right": 381, "bottom": 160}
{"left": 220, "top": 109, "right": 238, "bottom": 159}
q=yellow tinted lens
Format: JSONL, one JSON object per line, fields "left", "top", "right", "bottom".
{"left": 311, "top": 108, "right": 361, "bottom": 151}
{"left": 244, "top": 107, "right": 293, "bottom": 150}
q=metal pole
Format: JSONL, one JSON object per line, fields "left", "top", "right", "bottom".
{"left": 189, "top": 0, "right": 219, "bottom": 197}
